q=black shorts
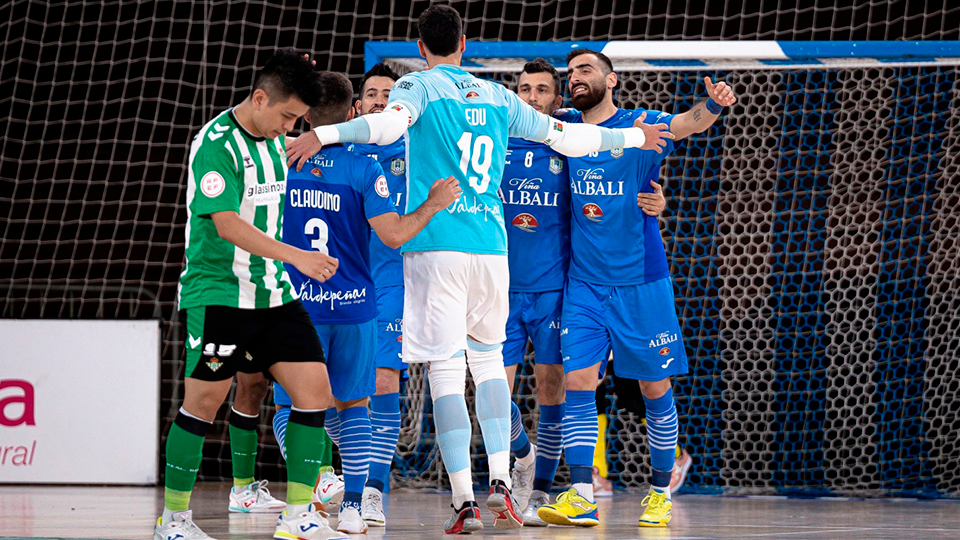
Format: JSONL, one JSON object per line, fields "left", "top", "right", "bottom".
{"left": 181, "top": 301, "right": 325, "bottom": 381}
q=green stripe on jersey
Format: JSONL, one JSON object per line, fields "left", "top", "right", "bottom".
{"left": 178, "top": 109, "right": 296, "bottom": 310}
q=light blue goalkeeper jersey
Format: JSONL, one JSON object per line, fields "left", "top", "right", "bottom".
{"left": 387, "top": 64, "right": 550, "bottom": 255}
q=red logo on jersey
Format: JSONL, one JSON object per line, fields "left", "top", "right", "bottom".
{"left": 511, "top": 213, "right": 539, "bottom": 232}
{"left": 465, "top": 91, "right": 479, "bottom": 99}
{"left": 659, "top": 347, "right": 671, "bottom": 356}
{"left": 396, "top": 335, "right": 403, "bottom": 342}
{"left": 583, "top": 203, "right": 603, "bottom": 222}
{"left": 311, "top": 168, "right": 323, "bottom": 178}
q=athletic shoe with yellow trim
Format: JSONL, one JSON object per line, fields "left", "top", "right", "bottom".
{"left": 637, "top": 488, "right": 672, "bottom": 527}
{"left": 536, "top": 488, "right": 599, "bottom": 527}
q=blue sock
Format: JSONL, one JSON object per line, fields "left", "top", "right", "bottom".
{"left": 272, "top": 405, "right": 291, "bottom": 460}
{"left": 366, "top": 393, "right": 400, "bottom": 493}
{"left": 563, "top": 390, "right": 597, "bottom": 486}
{"left": 337, "top": 406, "right": 371, "bottom": 504}
{"left": 533, "top": 403, "right": 563, "bottom": 492}
{"left": 510, "top": 401, "right": 532, "bottom": 458}
{"left": 644, "top": 388, "right": 679, "bottom": 489}
{"left": 434, "top": 393, "right": 472, "bottom": 473}
{"left": 475, "top": 379, "right": 512, "bottom": 481}
{"left": 324, "top": 408, "right": 341, "bottom": 447}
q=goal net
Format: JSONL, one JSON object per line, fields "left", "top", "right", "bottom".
{"left": 375, "top": 41, "right": 960, "bottom": 497}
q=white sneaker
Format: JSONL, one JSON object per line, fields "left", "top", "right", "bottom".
{"left": 314, "top": 467, "right": 345, "bottom": 513}
{"left": 509, "top": 444, "right": 536, "bottom": 512}
{"left": 521, "top": 490, "right": 549, "bottom": 527}
{"left": 336, "top": 502, "right": 368, "bottom": 534}
{"left": 154, "top": 510, "right": 215, "bottom": 540}
{"left": 274, "top": 509, "right": 349, "bottom": 540}
{"left": 229, "top": 480, "right": 286, "bottom": 513}
{"left": 670, "top": 449, "right": 693, "bottom": 493}
{"left": 360, "top": 487, "right": 385, "bottom": 527}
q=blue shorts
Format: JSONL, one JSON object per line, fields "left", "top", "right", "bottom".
{"left": 503, "top": 290, "right": 563, "bottom": 367}
{"left": 561, "top": 277, "right": 688, "bottom": 381}
{"left": 273, "top": 319, "right": 378, "bottom": 405}
{"left": 375, "top": 286, "right": 406, "bottom": 371}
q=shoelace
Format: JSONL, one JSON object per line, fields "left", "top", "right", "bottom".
{"left": 555, "top": 490, "right": 577, "bottom": 504}
{"left": 255, "top": 479, "right": 275, "bottom": 501}
{"left": 362, "top": 492, "right": 382, "bottom": 513}
{"left": 640, "top": 492, "right": 667, "bottom": 513}
{"left": 177, "top": 515, "right": 209, "bottom": 540}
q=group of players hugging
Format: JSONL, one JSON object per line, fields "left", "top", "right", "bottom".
{"left": 160, "top": 4, "right": 736, "bottom": 540}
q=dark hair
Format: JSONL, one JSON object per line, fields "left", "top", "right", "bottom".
{"left": 307, "top": 72, "right": 354, "bottom": 126}
{"left": 417, "top": 4, "right": 463, "bottom": 57}
{"left": 565, "top": 48, "right": 615, "bottom": 75}
{"left": 359, "top": 63, "right": 401, "bottom": 95}
{"left": 253, "top": 49, "right": 323, "bottom": 107}
{"left": 519, "top": 57, "right": 561, "bottom": 95}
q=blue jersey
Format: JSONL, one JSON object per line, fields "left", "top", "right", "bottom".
{"left": 500, "top": 138, "right": 569, "bottom": 292}
{"left": 350, "top": 139, "right": 407, "bottom": 289}
{"left": 387, "top": 64, "right": 552, "bottom": 255}
{"left": 557, "top": 108, "right": 676, "bottom": 286}
{"left": 283, "top": 145, "right": 397, "bottom": 324}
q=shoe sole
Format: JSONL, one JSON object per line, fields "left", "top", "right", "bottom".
{"left": 638, "top": 519, "right": 671, "bottom": 527}
{"left": 537, "top": 507, "right": 599, "bottom": 527}
{"left": 485, "top": 494, "right": 522, "bottom": 529}
{"left": 362, "top": 517, "right": 386, "bottom": 527}
{"left": 670, "top": 456, "right": 693, "bottom": 492}
{"left": 445, "top": 518, "right": 483, "bottom": 534}
{"left": 521, "top": 516, "right": 547, "bottom": 527}
{"left": 229, "top": 505, "right": 286, "bottom": 513}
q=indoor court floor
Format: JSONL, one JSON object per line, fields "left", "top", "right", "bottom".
{"left": 2, "top": 483, "right": 959, "bottom": 540}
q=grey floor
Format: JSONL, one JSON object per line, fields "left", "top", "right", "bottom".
{"left": 2, "top": 483, "right": 959, "bottom": 539}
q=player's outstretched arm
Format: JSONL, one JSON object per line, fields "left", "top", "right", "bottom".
{"left": 286, "top": 103, "right": 413, "bottom": 171}
{"left": 669, "top": 76, "right": 737, "bottom": 141}
{"left": 211, "top": 210, "right": 339, "bottom": 282}
{"left": 368, "top": 176, "right": 462, "bottom": 249}
{"left": 527, "top": 112, "right": 674, "bottom": 157}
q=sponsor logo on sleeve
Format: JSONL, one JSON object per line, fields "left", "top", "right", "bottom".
{"left": 200, "top": 171, "right": 225, "bottom": 197}
{"left": 397, "top": 81, "right": 413, "bottom": 90}
{"left": 375, "top": 175, "right": 390, "bottom": 198}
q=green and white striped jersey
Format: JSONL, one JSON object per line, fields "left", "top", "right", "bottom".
{"left": 177, "top": 108, "right": 296, "bottom": 310}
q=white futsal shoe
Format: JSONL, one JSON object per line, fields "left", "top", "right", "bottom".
{"left": 336, "top": 501, "right": 368, "bottom": 534}
{"left": 314, "top": 467, "right": 345, "bottom": 513}
{"left": 360, "top": 487, "right": 386, "bottom": 527}
{"left": 228, "top": 480, "right": 286, "bottom": 513}
{"left": 274, "top": 508, "right": 349, "bottom": 540}
{"left": 521, "top": 490, "right": 550, "bottom": 527}
{"left": 154, "top": 510, "right": 214, "bottom": 540}
{"left": 509, "top": 444, "right": 536, "bottom": 511}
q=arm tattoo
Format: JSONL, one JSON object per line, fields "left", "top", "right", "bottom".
{"left": 692, "top": 105, "right": 702, "bottom": 122}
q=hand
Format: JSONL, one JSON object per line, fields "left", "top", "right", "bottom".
{"left": 634, "top": 112, "right": 675, "bottom": 154}
{"left": 637, "top": 180, "right": 666, "bottom": 216}
{"left": 424, "top": 176, "right": 462, "bottom": 211}
{"left": 302, "top": 53, "right": 317, "bottom": 67}
{"left": 704, "top": 76, "right": 737, "bottom": 107}
{"left": 286, "top": 131, "right": 323, "bottom": 171}
{"left": 292, "top": 250, "right": 339, "bottom": 283}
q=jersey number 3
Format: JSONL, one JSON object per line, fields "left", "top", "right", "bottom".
{"left": 304, "top": 218, "right": 330, "bottom": 255}
{"left": 457, "top": 132, "right": 493, "bottom": 193}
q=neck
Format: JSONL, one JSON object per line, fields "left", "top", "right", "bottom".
{"left": 580, "top": 98, "right": 618, "bottom": 125}
{"left": 426, "top": 53, "right": 461, "bottom": 69}
{"left": 233, "top": 97, "right": 264, "bottom": 137}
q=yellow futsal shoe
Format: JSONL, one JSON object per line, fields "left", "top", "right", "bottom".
{"left": 637, "top": 488, "right": 672, "bottom": 527}
{"left": 536, "top": 488, "right": 599, "bottom": 527}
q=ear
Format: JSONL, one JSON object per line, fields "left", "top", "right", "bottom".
{"left": 346, "top": 107, "right": 356, "bottom": 121}
{"left": 304, "top": 110, "right": 312, "bottom": 124}
{"left": 606, "top": 71, "right": 618, "bottom": 90}
{"left": 460, "top": 35, "right": 466, "bottom": 53}
{"left": 354, "top": 99, "right": 362, "bottom": 115}
{"left": 553, "top": 94, "right": 563, "bottom": 110}
{"left": 417, "top": 40, "right": 427, "bottom": 59}
{"left": 252, "top": 88, "right": 269, "bottom": 109}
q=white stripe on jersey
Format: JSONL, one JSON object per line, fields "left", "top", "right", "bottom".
{"left": 231, "top": 130, "right": 259, "bottom": 309}
{"left": 257, "top": 138, "right": 283, "bottom": 307}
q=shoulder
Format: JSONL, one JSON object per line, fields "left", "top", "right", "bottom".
{"left": 553, "top": 108, "right": 581, "bottom": 123}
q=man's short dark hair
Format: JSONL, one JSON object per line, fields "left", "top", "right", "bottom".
{"left": 417, "top": 4, "right": 463, "bottom": 57}
{"left": 308, "top": 72, "right": 354, "bottom": 126}
{"left": 520, "top": 58, "right": 561, "bottom": 95}
{"left": 565, "top": 48, "right": 615, "bottom": 75}
{"left": 359, "top": 63, "right": 401, "bottom": 95}
{"left": 253, "top": 49, "right": 323, "bottom": 107}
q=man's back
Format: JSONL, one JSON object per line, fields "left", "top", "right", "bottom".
{"left": 388, "top": 64, "right": 541, "bottom": 255}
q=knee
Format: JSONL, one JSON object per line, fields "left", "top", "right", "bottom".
{"left": 564, "top": 366, "right": 598, "bottom": 392}
{"left": 375, "top": 368, "right": 401, "bottom": 395}
{"left": 466, "top": 339, "right": 506, "bottom": 386}
{"left": 428, "top": 354, "right": 467, "bottom": 399}
{"left": 237, "top": 375, "right": 269, "bottom": 402}
{"left": 639, "top": 378, "right": 672, "bottom": 400}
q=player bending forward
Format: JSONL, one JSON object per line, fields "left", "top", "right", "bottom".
{"left": 287, "top": 5, "right": 673, "bottom": 534}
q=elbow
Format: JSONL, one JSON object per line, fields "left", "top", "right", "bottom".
{"left": 384, "top": 236, "right": 404, "bottom": 250}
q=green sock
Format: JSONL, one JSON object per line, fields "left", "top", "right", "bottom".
{"left": 164, "top": 412, "right": 209, "bottom": 511}
{"left": 285, "top": 410, "right": 326, "bottom": 505}
{"left": 320, "top": 429, "right": 333, "bottom": 468}
{"left": 229, "top": 409, "right": 258, "bottom": 487}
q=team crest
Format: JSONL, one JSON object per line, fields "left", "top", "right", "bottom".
{"left": 310, "top": 168, "right": 323, "bottom": 178}
{"left": 611, "top": 147, "right": 624, "bottom": 159}
{"left": 206, "top": 358, "right": 224, "bottom": 372}
{"left": 245, "top": 351, "right": 253, "bottom": 361}
{"left": 390, "top": 158, "right": 405, "bottom": 175}
{"left": 659, "top": 347, "right": 671, "bottom": 356}
{"left": 583, "top": 203, "right": 604, "bottom": 223}
{"left": 511, "top": 213, "right": 539, "bottom": 232}
{"left": 549, "top": 156, "right": 563, "bottom": 174}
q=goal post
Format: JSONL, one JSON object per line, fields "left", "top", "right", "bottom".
{"left": 371, "top": 40, "right": 960, "bottom": 497}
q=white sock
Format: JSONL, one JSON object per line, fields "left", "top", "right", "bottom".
{"left": 573, "top": 482, "right": 594, "bottom": 501}
{"left": 651, "top": 485, "right": 671, "bottom": 499}
{"left": 285, "top": 502, "right": 312, "bottom": 516}
{"left": 450, "top": 469, "right": 475, "bottom": 509}
{"left": 160, "top": 507, "right": 178, "bottom": 526}
{"left": 516, "top": 443, "right": 536, "bottom": 468}
{"left": 489, "top": 450, "right": 511, "bottom": 488}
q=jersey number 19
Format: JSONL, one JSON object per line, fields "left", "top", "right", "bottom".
{"left": 457, "top": 132, "right": 493, "bottom": 193}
